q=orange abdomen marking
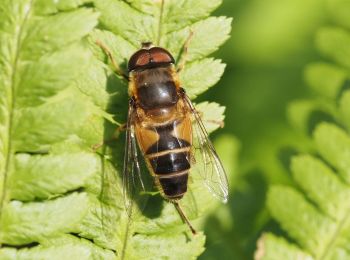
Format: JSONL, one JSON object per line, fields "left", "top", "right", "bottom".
{"left": 135, "top": 116, "right": 192, "bottom": 199}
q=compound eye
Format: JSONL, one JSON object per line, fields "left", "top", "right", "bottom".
{"left": 135, "top": 53, "right": 150, "bottom": 67}
{"left": 128, "top": 47, "right": 175, "bottom": 71}
{"left": 128, "top": 50, "right": 150, "bottom": 71}
{"left": 149, "top": 47, "right": 175, "bottom": 64}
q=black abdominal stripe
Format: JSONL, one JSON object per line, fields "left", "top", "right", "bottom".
{"left": 146, "top": 122, "right": 191, "bottom": 199}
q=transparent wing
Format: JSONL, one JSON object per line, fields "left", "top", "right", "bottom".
{"left": 182, "top": 91, "right": 229, "bottom": 203}
{"left": 123, "top": 100, "right": 145, "bottom": 216}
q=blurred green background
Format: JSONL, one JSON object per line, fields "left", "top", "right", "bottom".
{"left": 198, "top": 0, "right": 328, "bottom": 259}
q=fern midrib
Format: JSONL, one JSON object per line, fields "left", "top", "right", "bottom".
{"left": 319, "top": 202, "right": 350, "bottom": 259}
{"left": 0, "top": 0, "right": 33, "bottom": 238}
{"left": 121, "top": 212, "right": 132, "bottom": 260}
{"left": 156, "top": 0, "right": 164, "bottom": 46}
{"left": 119, "top": 2, "right": 165, "bottom": 257}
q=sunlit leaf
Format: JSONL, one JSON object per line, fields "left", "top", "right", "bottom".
{"left": 0, "top": 0, "right": 230, "bottom": 259}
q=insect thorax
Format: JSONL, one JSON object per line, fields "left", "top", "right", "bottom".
{"left": 129, "top": 65, "right": 180, "bottom": 113}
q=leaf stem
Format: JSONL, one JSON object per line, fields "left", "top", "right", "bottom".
{"left": 0, "top": 0, "right": 33, "bottom": 243}
{"left": 320, "top": 207, "right": 350, "bottom": 260}
{"left": 121, "top": 209, "right": 132, "bottom": 260}
{"left": 156, "top": 0, "right": 165, "bottom": 46}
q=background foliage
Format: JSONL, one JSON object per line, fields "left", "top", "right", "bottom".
{"left": 201, "top": 0, "right": 350, "bottom": 259}
{"left": 255, "top": 1, "right": 350, "bottom": 259}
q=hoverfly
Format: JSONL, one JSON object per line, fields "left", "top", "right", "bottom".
{"left": 97, "top": 40, "right": 229, "bottom": 235}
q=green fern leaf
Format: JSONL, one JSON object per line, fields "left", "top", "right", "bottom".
{"left": 256, "top": 2, "right": 350, "bottom": 259}
{"left": 0, "top": 0, "right": 231, "bottom": 259}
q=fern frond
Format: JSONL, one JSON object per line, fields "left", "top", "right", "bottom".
{"left": 256, "top": 2, "right": 350, "bottom": 259}
{"left": 0, "top": 0, "right": 231, "bottom": 259}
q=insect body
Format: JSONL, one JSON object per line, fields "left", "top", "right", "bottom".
{"left": 96, "top": 41, "right": 230, "bottom": 234}
{"left": 129, "top": 46, "right": 192, "bottom": 201}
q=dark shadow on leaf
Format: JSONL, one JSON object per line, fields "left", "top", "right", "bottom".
{"left": 260, "top": 218, "right": 298, "bottom": 246}
{"left": 336, "top": 79, "right": 350, "bottom": 102}
{"left": 307, "top": 110, "right": 336, "bottom": 135}
{"left": 99, "top": 72, "right": 159, "bottom": 224}
{"left": 277, "top": 146, "right": 299, "bottom": 174}
{"left": 141, "top": 195, "right": 164, "bottom": 219}
{"left": 2, "top": 242, "right": 39, "bottom": 249}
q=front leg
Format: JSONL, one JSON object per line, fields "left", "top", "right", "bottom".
{"left": 96, "top": 40, "right": 129, "bottom": 81}
{"left": 176, "top": 30, "right": 194, "bottom": 73}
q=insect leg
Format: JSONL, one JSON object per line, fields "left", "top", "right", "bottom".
{"left": 96, "top": 39, "right": 129, "bottom": 81}
{"left": 91, "top": 123, "right": 127, "bottom": 151}
{"left": 176, "top": 30, "right": 194, "bottom": 73}
{"left": 173, "top": 201, "right": 197, "bottom": 235}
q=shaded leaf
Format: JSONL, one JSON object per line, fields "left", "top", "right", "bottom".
{"left": 256, "top": 3, "right": 350, "bottom": 259}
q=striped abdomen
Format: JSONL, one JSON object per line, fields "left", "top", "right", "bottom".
{"left": 135, "top": 117, "right": 192, "bottom": 200}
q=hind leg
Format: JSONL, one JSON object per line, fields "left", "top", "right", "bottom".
{"left": 91, "top": 123, "right": 127, "bottom": 152}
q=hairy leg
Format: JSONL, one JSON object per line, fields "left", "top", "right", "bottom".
{"left": 92, "top": 123, "right": 127, "bottom": 151}
{"left": 96, "top": 39, "right": 129, "bottom": 81}
{"left": 176, "top": 30, "right": 194, "bottom": 73}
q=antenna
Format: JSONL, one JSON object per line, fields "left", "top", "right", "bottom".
{"left": 141, "top": 42, "right": 154, "bottom": 49}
